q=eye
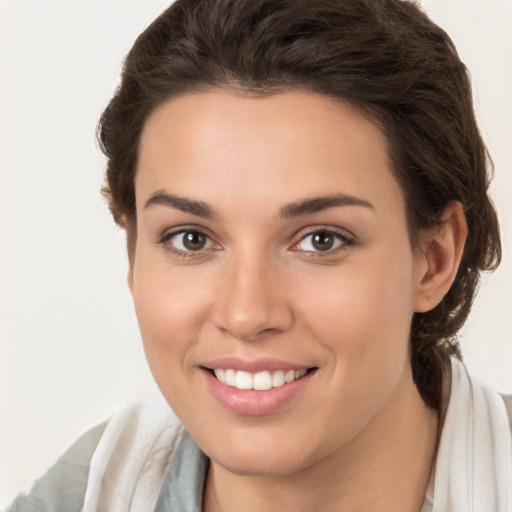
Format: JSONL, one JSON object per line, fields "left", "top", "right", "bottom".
{"left": 160, "top": 229, "right": 216, "bottom": 253}
{"left": 294, "top": 230, "right": 351, "bottom": 253}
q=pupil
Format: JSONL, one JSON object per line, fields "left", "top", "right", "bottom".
{"left": 312, "top": 232, "right": 333, "bottom": 251}
{"left": 183, "top": 232, "right": 206, "bottom": 250}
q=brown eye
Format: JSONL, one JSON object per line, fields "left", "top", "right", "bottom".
{"left": 165, "top": 230, "right": 214, "bottom": 252}
{"left": 182, "top": 231, "right": 208, "bottom": 250}
{"left": 311, "top": 232, "right": 335, "bottom": 251}
{"left": 295, "top": 230, "right": 351, "bottom": 253}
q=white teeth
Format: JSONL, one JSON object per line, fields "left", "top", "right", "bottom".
{"left": 225, "top": 369, "right": 236, "bottom": 386}
{"left": 285, "top": 370, "right": 295, "bottom": 383}
{"left": 272, "top": 370, "right": 285, "bottom": 388}
{"left": 253, "top": 371, "right": 272, "bottom": 391}
{"left": 213, "top": 368, "right": 309, "bottom": 390}
{"left": 296, "top": 369, "right": 307, "bottom": 379}
{"left": 235, "top": 370, "right": 253, "bottom": 390}
{"left": 214, "top": 368, "right": 225, "bottom": 382}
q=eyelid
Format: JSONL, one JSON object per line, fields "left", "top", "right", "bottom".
{"left": 289, "top": 225, "right": 356, "bottom": 254}
{"left": 157, "top": 225, "right": 221, "bottom": 257}
{"left": 155, "top": 224, "right": 356, "bottom": 258}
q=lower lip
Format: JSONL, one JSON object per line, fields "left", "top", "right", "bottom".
{"left": 202, "top": 369, "right": 315, "bottom": 416}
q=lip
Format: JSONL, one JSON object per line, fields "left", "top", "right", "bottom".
{"left": 201, "top": 356, "right": 310, "bottom": 373}
{"left": 201, "top": 358, "right": 316, "bottom": 416}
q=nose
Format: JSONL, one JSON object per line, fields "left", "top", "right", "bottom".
{"left": 211, "top": 252, "right": 294, "bottom": 341}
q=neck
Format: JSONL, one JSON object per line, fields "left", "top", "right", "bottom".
{"left": 204, "top": 366, "right": 438, "bottom": 512}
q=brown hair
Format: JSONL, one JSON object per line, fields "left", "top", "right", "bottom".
{"left": 98, "top": 0, "right": 501, "bottom": 410}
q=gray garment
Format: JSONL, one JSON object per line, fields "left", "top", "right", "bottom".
{"left": 6, "top": 427, "right": 208, "bottom": 512}
{"left": 7, "top": 422, "right": 107, "bottom": 512}
{"left": 154, "top": 430, "right": 209, "bottom": 512}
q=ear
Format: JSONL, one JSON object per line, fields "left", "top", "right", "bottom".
{"left": 414, "top": 201, "right": 468, "bottom": 313}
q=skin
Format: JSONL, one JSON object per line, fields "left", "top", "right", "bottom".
{"left": 128, "top": 91, "right": 467, "bottom": 511}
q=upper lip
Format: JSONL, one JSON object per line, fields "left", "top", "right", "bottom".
{"left": 201, "top": 357, "right": 313, "bottom": 373}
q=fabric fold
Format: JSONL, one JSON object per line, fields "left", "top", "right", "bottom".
{"left": 432, "top": 358, "right": 511, "bottom": 512}
{"left": 81, "top": 390, "right": 183, "bottom": 512}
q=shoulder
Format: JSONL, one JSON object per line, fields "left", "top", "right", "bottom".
{"left": 6, "top": 422, "right": 107, "bottom": 512}
{"left": 431, "top": 358, "right": 512, "bottom": 510}
{"left": 6, "top": 391, "right": 184, "bottom": 512}
{"left": 449, "top": 357, "right": 512, "bottom": 437}
{"left": 82, "top": 390, "right": 184, "bottom": 511}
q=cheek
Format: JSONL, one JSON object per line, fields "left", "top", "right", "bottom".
{"left": 310, "top": 251, "right": 416, "bottom": 425}
{"left": 306, "top": 249, "right": 414, "bottom": 333}
{"left": 130, "top": 257, "right": 211, "bottom": 381}
{"left": 300, "top": 245, "right": 416, "bottom": 383}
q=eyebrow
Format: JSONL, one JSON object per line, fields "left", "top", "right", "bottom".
{"left": 143, "top": 190, "right": 218, "bottom": 219}
{"left": 279, "top": 194, "right": 373, "bottom": 218}
{"left": 143, "top": 190, "right": 373, "bottom": 219}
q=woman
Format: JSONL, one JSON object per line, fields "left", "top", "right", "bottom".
{"left": 7, "top": 0, "right": 511, "bottom": 511}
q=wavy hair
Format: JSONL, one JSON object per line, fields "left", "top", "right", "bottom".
{"left": 98, "top": 0, "right": 501, "bottom": 410}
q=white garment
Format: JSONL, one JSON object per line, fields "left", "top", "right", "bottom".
{"left": 81, "top": 391, "right": 183, "bottom": 512}
{"left": 429, "top": 358, "right": 511, "bottom": 512}
{"left": 80, "top": 358, "right": 512, "bottom": 512}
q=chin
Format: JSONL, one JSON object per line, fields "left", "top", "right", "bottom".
{"left": 195, "top": 422, "right": 324, "bottom": 478}
{"left": 212, "top": 447, "right": 312, "bottom": 478}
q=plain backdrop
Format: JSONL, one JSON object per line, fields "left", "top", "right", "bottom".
{"left": 0, "top": 0, "right": 511, "bottom": 506}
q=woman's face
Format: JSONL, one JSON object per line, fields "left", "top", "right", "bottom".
{"left": 130, "top": 91, "right": 428, "bottom": 476}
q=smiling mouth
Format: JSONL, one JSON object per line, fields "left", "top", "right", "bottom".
{"left": 208, "top": 368, "right": 316, "bottom": 391}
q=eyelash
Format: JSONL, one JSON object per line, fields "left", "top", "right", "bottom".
{"left": 157, "top": 227, "right": 218, "bottom": 258}
{"left": 291, "top": 227, "right": 355, "bottom": 257}
{"left": 157, "top": 226, "right": 356, "bottom": 259}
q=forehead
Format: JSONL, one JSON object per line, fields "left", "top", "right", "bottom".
{"left": 136, "top": 90, "right": 404, "bottom": 216}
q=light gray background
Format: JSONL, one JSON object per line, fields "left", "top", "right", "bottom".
{"left": 1, "top": 0, "right": 511, "bottom": 506}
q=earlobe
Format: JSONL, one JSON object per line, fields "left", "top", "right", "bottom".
{"left": 414, "top": 201, "right": 468, "bottom": 313}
